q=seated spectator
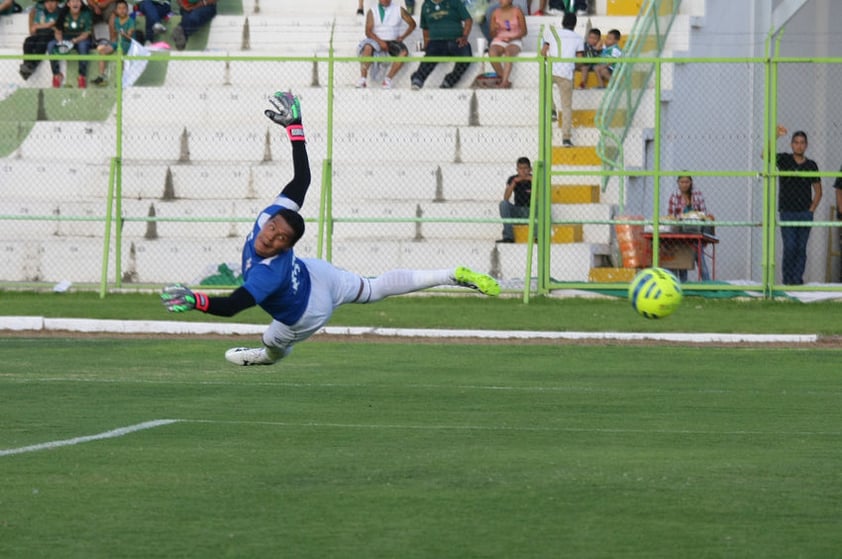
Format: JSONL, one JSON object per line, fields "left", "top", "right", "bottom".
{"left": 496, "top": 156, "right": 533, "bottom": 243}
{"left": 667, "top": 174, "right": 711, "bottom": 281}
{"left": 479, "top": 0, "right": 528, "bottom": 42}
{"left": 19, "top": 0, "right": 61, "bottom": 80}
{"left": 576, "top": 27, "right": 600, "bottom": 89}
{"left": 0, "top": 0, "right": 21, "bottom": 16}
{"left": 47, "top": 0, "right": 93, "bottom": 88}
{"left": 87, "top": 0, "right": 117, "bottom": 42}
{"left": 138, "top": 0, "right": 172, "bottom": 45}
{"left": 356, "top": 0, "right": 416, "bottom": 90}
{"left": 92, "top": 0, "right": 134, "bottom": 86}
{"left": 595, "top": 28, "right": 622, "bottom": 88}
{"left": 487, "top": 0, "right": 526, "bottom": 89}
{"left": 410, "top": 0, "right": 473, "bottom": 90}
{"left": 171, "top": 0, "right": 216, "bottom": 51}
{"left": 534, "top": 0, "right": 587, "bottom": 16}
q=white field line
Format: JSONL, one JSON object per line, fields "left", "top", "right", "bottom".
{"left": 0, "top": 316, "right": 819, "bottom": 344}
{"left": 0, "top": 419, "right": 179, "bottom": 458}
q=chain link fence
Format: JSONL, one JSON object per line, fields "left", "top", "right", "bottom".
{"left": 1, "top": 47, "right": 841, "bottom": 295}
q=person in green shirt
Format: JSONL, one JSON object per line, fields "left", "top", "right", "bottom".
{"left": 409, "top": 0, "right": 473, "bottom": 90}
{"left": 20, "top": 0, "right": 60, "bottom": 79}
{"left": 47, "top": 0, "right": 93, "bottom": 88}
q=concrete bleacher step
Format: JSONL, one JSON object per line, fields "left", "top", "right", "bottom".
{"left": 552, "top": 184, "right": 600, "bottom": 204}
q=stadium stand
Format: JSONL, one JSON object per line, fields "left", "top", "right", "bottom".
{"left": 0, "top": 0, "right": 697, "bottom": 285}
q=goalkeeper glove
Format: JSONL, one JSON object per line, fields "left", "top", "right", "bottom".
{"left": 161, "top": 284, "right": 210, "bottom": 313}
{"left": 264, "top": 91, "right": 305, "bottom": 142}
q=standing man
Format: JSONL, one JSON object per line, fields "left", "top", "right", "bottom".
{"left": 775, "top": 125, "right": 822, "bottom": 285}
{"left": 496, "top": 156, "right": 532, "bottom": 243}
{"left": 410, "top": 0, "right": 473, "bottom": 90}
{"left": 541, "top": 12, "right": 584, "bottom": 147}
{"left": 161, "top": 92, "right": 500, "bottom": 367}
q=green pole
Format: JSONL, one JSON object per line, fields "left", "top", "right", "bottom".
{"left": 651, "top": 60, "right": 662, "bottom": 268}
{"left": 114, "top": 45, "right": 125, "bottom": 289}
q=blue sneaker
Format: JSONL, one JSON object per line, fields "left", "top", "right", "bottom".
{"left": 453, "top": 266, "right": 500, "bottom": 296}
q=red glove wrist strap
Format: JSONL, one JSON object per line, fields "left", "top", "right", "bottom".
{"left": 286, "top": 125, "right": 305, "bottom": 142}
{"left": 194, "top": 291, "right": 210, "bottom": 312}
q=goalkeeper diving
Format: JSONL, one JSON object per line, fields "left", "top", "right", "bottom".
{"left": 161, "top": 92, "right": 500, "bottom": 366}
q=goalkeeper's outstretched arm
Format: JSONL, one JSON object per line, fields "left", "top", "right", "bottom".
{"left": 162, "top": 285, "right": 256, "bottom": 316}
{"left": 265, "top": 91, "right": 311, "bottom": 209}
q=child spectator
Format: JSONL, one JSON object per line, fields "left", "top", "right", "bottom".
{"left": 48, "top": 0, "right": 93, "bottom": 88}
{"left": 92, "top": 0, "right": 134, "bottom": 86}
{"left": 19, "top": 0, "right": 61, "bottom": 80}
{"left": 595, "top": 28, "right": 622, "bottom": 88}
{"left": 576, "top": 27, "right": 600, "bottom": 89}
{"left": 87, "top": 0, "right": 117, "bottom": 43}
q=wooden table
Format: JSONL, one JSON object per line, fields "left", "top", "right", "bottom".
{"left": 642, "top": 232, "right": 719, "bottom": 281}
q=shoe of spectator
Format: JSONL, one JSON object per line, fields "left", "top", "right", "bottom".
{"left": 152, "top": 22, "right": 167, "bottom": 34}
{"left": 92, "top": 75, "right": 107, "bottom": 87}
{"left": 546, "top": 8, "right": 563, "bottom": 15}
{"left": 355, "top": 77, "right": 367, "bottom": 88}
{"left": 356, "top": 8, "right": 364, "bottom": 15}
{"left": 52, "top": 73, "right": 63, "bottom": 88}
{"left": 382, "top": 77, "right": 392, "bottom": 89}
{"left": 411, "top": 80, "right": 422, "bottom": 90}
{"left": 562, "top": 139, "right": 574, "bottom": 147}
{"left": 172, "top": 24, "right": 187, "bottom": 50}
{"left": 440, "top": 81, "right": 453, "bottom": 89}
{"left": 495, "top": 238, "right": 514, "bottom": 243}
{"left": 77, "top": 75, "right": 87, "bottom": 89}
{"left": 532, "top": 9, "right": 544, "bottom": 15}
{"left": 19, "top": 63, "right": 34, "bottom": 80}
{"left": 577, "top": 9, "right": 588, "bottom": 16}
{"left": 551, "top": 109, "right": 558, "bottom": 121}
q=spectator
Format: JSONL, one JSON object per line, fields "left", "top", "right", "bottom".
{"left": 487, "top": 0, "right": 526, "bottom": 89}
{"left": 835, "top": 164, "right": 842, "bottom": 282}
{"left": 667, "top": 175, "right": 711, "bottom": 282}
{"left": 92, "top": 0, "right": 134, "bottom": 86}
{"left": 138, "top": 0, "right": 171, "bottom": 45}
{"left": 541, "top": 11, "right": 583, "bottom": 147}
{"left": 356, "top": 0, "right": 416, "bottom": 90}
{"left": 19, "top": 0, "right": 61, "bottom": 80}
{"left": 48, "top": 0, "right": 93, "bottom": 88}
{"left": 0, "top": 0, "right": 21, "bottom": 16}
{"left": 496, "top": 156, "right": 533, "bottom": 243}
{"left": 595, "top": 28, "right": 622, "bottom": 88}
{"left": 87, "top": 0, "right": 117, "bottom": 42}
{"left": 410, "top": 0, "right": 473, "bottom": 90}
{"left": 775, "top": 125, "right": 822, "bottom": 285}
{"left": 479, "top": 0, "right": 528, "bottom": 42}
{"left": 534, "top": 0, "right": 587, "bottom": 16}
{"left": 576, "top": 27, "right": 600, "bottom": 89}
{"left": 171, "top": 0, "right": 216, "bottom": 51}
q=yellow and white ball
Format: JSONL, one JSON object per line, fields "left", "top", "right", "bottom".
{"left": 628, "top": 267, "right": 683, "bottom": 319}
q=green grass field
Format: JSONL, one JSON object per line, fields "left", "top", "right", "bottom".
{"left": 2, "top": 294, "right": 842, "bottom": 557}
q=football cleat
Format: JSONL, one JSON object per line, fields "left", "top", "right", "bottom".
{"left": 224, "top": 347, "right": 277, "bottom": 366}
{"left": 453, "top": 266, "right": 500, "bottom": 297}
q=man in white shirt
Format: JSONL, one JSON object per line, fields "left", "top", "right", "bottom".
{"left": 541, "top": 12, "right": 584, "bottom": 147}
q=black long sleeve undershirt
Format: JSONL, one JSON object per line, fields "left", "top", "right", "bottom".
{"left": 203, "top": 286, "right": 256, "bottom": 317}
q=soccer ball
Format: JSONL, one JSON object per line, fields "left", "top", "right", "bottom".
{"left": 628, "top": 267, "right": 682, "bottom": 319}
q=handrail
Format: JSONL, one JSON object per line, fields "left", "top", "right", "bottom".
{"left": 594, "top": 0, "right": 683, "bottom": 192}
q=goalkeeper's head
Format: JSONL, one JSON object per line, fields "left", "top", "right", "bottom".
{"left": 254, "top": 209, "right": 306, "bottom": 257}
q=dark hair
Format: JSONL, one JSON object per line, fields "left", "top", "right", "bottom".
{"left": 516, "top": 156, "right": 531, "bottom": 167}
{"left": 677, "top": 175, "right": 693, "bottom": 192}
{"left": 792, "top": 130, "right": 808, "bottom": 143}
{"left": 562, "top": 12, "right": 577, "bottom": 30}
{"left": 608, "top": 29, "right": 621, "bottom": 40}
{"left": 589, "top": 28, "right": 601, "bottom": 38}
{"left": 274, "top": 208, "right": 306, "bottom": 245}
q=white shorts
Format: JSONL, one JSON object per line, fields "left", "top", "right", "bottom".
{"left": 261, "top": 258, "right": 364, "bottom": 351}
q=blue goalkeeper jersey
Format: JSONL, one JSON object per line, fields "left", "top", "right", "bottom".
{"left": 241, "top": 196, "right": 311, "bottom": 325}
